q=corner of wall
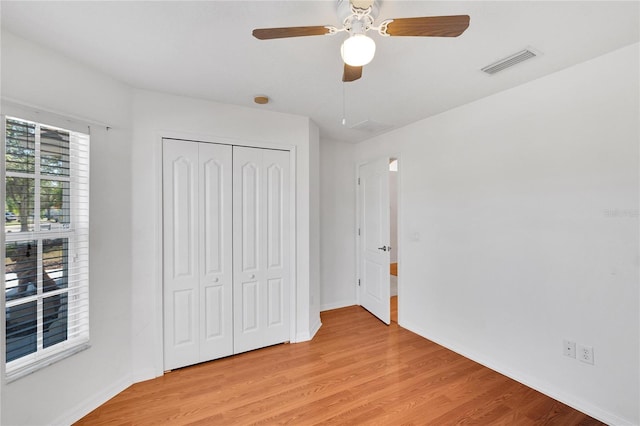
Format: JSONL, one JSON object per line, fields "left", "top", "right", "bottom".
{"left": 309, "top": 120, "right": 321, "bottom": 331}
{"left": 51, "top": 374, "right": 132, "bottom": 425}
{"left": 319, "top": 138, "right": 358, "bottom": 311}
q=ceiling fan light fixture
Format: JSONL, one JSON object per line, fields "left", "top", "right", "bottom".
{"left": 340, "top": 34, "right": 376, "bottom": 67}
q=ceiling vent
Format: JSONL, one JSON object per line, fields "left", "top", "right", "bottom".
{"left": 481, "top": 48, "right": 538, "bottom": 75}
{"left": 349, "top": 119, "right": 393, "bottom": 133}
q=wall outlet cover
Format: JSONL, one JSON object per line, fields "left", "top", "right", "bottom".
{"left": 578, "top": 344, "right": 594, "bottom": 365}
{"left": 563, "top": 340, "right": 576, "bottom": 358}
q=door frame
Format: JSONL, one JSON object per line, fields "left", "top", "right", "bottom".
{"left": 156, "top": 131, "right": 298, "bottom": 373}
{"left": 355, "top": 154, "right": 402, "bottom": 323}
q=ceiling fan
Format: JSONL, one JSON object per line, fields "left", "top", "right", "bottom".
{"left": 252, "top": 0, "right": 470, "bottom": 82}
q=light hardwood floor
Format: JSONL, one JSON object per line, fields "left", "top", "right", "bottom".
{"left": 391, "top": 295, "right": 398, "bottom": 323}
{"left": 390, "top": 262, "right": 398, "bottom": 277}
{"left": 76, "top": 306, "right": 603, "bottom": 425}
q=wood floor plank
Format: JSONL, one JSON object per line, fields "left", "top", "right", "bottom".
{"left": 391, "top": 295, "right": 398, "bottom": 323}
{"left": 75, "top": 306, "right": 604, "bottom": 425}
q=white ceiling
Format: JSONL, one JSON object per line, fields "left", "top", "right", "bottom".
{"left": 1, "top": 1, "right": 638, "bottom": 143}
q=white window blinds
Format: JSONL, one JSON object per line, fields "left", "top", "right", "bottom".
{"left": 3, "top": 116, "right": 90, "bottom": 381}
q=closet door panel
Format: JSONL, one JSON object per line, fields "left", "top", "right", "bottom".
{"left": 233, "top": 147, "right": 262, "bottom": 352}
{"left": 267, "top": 163, "right": 284, "bottom": 270}
{"left": 203, "top": 285, "right": 223, "bottom": 337}
{"left": 240, "top": 162, "right": 259, "bottom": 272}
{"left": 264, "top": 149, "right": 290, "bottom": 338}
{"left": 233, "top": 147, "right": 290, "bottom": 354}
{"left": 267, "top": 278, "right": 284, "bottom": 326}
{"left": 172, "top": 290, "right": 196, "bottom": 345}
{"left": 171, "top": 156, "right": 197, "bottom": 279}
{"left": 163, "top": 140, "right": 200, "bottom": 370}
{"left": 201, "top": 157, "right": 224, "bottom": 276}
{"left": 199, "top": 143, "right": 233, "bottom": 360}
{"left": 241, "top": 281, "right": 259, "bottom": 332}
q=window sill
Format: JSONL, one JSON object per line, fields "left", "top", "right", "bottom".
{"left": 5, "top": 342, "right": 90, "bottom": 383}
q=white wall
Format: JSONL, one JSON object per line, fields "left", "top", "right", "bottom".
{"left": 319, "top": 139, "right": 357, "bottom": 311}
{"left": 308, "top": 122, "right": 322, "bottom": 334}
{"left": 347, "top": 44, "right": 639, "bottom": 424}
{"left": 130, "top": 89, "right": 320, "bottom": 381}
{"left": 1, "top": 32, "right": 134, "bottom": 425}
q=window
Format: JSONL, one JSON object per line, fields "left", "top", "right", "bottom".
{"left": 3, "top": 116, "right": 90, "bottom": 380}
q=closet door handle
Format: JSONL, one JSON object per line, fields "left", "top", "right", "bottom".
{"left": 249, "top": 274, "right": 255, "bottom": 279}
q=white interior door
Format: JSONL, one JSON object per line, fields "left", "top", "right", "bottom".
{"left": 198, "top": 142, "right": 233, "bottom": 361}
{"left": 358, "top": 158, "right": 391, "bottom": 325}
{"left": 163, "top": 140, "right": 233, "bottom": 370}
{"left": 233, "top": 146, "right": 290, "bottom": 354}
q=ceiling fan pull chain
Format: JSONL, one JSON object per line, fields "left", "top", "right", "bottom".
{"left": 341, "top": 83, "right": 347, "bottom": 126}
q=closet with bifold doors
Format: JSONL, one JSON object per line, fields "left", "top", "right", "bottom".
{"left": 162, "top": 138, "right": 291, "bottom": 371}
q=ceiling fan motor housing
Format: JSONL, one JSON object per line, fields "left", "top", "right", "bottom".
{"left": 337, "top": 0, "right": 380, "bottom": 28}
{"left": 349, "top": 19, "right": 368, "bottom": 35}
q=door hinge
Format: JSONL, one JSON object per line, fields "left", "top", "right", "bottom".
{"left": 358, "top": 279, "right": 361, "bottom": 286}
{"left": 358, "top": 228, "right": 360, "bottom": 236}
{"left": 357, "top": 178, "right": 360, "bottom": 185}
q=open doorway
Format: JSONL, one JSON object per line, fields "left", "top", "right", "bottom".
{"left": 389, "top": 158, "right": 399, "bottom": 323}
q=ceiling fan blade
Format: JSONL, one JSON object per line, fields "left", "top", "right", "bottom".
{"left": 253, "top": 26, "right": 331, "bottom": 40}
{"left": 385, "top": 15, "right": 470, "bottom": 37}
{"left": 342, "top": 64, "right": 363, "bottom": 82}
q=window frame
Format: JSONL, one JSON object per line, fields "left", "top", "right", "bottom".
{"left": 3, "top": 115, "right": 90, "bottom": 382}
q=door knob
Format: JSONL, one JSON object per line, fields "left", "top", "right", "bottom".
{"left": 249, "top": 274, "right": 255, "bottom": 279}
{"left": 378, "top": 246, "right": 387, "bottom": 251}
{"left": 213, "top": 277, "right": 219, "bottom": 283}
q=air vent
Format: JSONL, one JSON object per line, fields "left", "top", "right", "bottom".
{"left": 349, "top": 119, "right": 392, "bottom": 133}
{"left": 481, "top": 49, "right": 538, "bottom": 75}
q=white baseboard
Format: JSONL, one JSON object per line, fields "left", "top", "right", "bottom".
{"left": 295, "top": 315, "right": 323, "bottom": 342}
{"left": 132, "top": 366, "right": 161, "bottom": 383}
{"left": 295, "top": 331, "right": 311, "bottom": 342}
{"left": 400, "top": 319, "right": 636, "bottom": 426}
{"left": 52, "top": 374, "right": 132, "bottom": 425}
{"left": 309, "top": 317, "right": 322, "bottom": 340}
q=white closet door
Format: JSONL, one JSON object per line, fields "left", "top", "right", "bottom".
{"left": 198, "top": 142, "right": 233, "bottom": 361}
{"left": 163, "top": 140, "right": 233, "bottom": 370}
{"left": 233, "top": 146, "right": 290, "bottom": 354}
{"left": 163, "top": 140, "right": 200, "bottom": 370}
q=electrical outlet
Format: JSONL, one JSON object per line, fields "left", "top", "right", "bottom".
{"left": 563, "top": 340, "right": 576, "bottom": 358}
{"left": 578, "top": 344, "right": 594, "bottom": 365}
